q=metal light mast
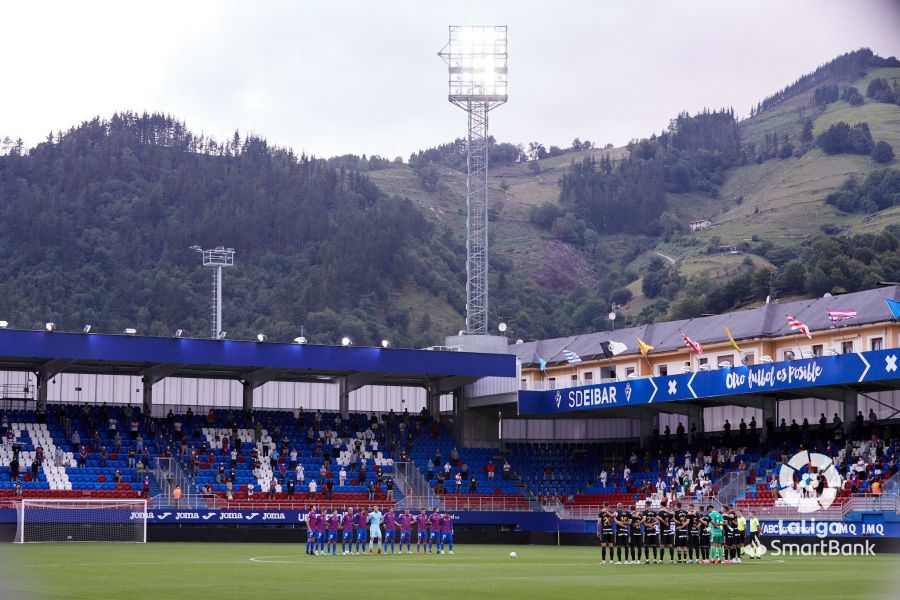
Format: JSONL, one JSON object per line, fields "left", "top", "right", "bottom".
{"left": 190, "top": 246, "right": 235, "bottom": 339}
{"left": 439, "top": 25, "right": 508, "bottom": 335}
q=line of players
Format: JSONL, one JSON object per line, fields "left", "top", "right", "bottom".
{"left": 305, "top": 505, "right": 455, "bottom": 556}
{"left": 596, "top": 501, "right": 749, "bottom": 564}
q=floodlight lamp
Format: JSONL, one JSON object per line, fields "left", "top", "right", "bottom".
{"left": 175, "top": 329, "right": 183, "bottom": 338}
{"left": 515, "top": 339, "right": 524, "bottom": 344}
{"left": 381, "top": 339, "right": 390, "bottom": 348}
{"left": 257, "top": 333, "right": 267, "bottom": 342}
{"left": 189, "top": 245, "right": 201, "bottom": 252}
{"left": 294, "top": 336, "right": 308, "bottom": 345}
{"left": 45, "top": 322, "right": 56, "bottom": 332}
{"left": 341, "top": 336, "right": 352, "bottom": 347}
{"left": 0, "top": 320, "right": 8, "bottom": 328}
{"left": 498, "top": 322, "right": 507, "bottom": 333}
{"left": 124, "top": 328, "right": 137, "bottom": 335}
{"left": 440, "top": 25, "right": 508, "bottom": 102}
{"left": 82, "top": 325, "right": 92, "bottom": 334}
{"left": 217, "top": 331, "right": 227, "bottom": 340}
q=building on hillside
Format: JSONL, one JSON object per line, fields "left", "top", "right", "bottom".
{"left": 512, "top": 285, "right": 900, "bottom": 390}
{"left": 689, "top": 219, "right": 711, "bottom": 232}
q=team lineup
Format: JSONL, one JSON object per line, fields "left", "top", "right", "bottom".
{"left": 305, "top": 506, "right": 454, "bottom": 556}
{"left": 597, "top": 502, "right": 762, "bottom": 565}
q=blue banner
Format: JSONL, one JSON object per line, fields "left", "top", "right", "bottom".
{"left": 519, "top": 349, "right": 900, "bottom": 415}
{"left": 0, "top": 508, "right": 557, "bottom": 529}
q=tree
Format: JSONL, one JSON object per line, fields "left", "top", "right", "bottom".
{"left": 800, "top": 119, "right": 814, "bottom": 144}
{"left": 873, "top": 141, "right": 895, "bottom": 164}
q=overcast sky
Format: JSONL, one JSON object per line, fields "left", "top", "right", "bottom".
{"left": 2, "top": 0, "right": 899, "bottom": 159}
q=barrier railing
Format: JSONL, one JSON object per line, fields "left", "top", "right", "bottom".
{"left": 393, "top": 461, "right": 443, "bottom": 511}
{"left": 439, "top": 496, "right": 532, "bottom": 511}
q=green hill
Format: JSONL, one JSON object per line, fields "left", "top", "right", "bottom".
{"left": 0, "top": 49, "right": 898, "bottom": 344}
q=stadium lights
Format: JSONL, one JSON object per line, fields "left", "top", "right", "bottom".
{"left": 0, "top": 320, "right": 8, "bottom": 328}
{"left": 381, "top": 339, "right": 390, "bottom": 348}
{"left": 124, "top": 328, "right": 137, "bottom": 336}
{"left": 45, "top": 322, "right": 56, "bottom": 332}
{"left": 293, "top": 336, "right": 308, "bottom": 344}
{"left": 82, "top": 325, "right": 92, "bottom": 334}
{"left": 341, "top": 336, "right": 352, "bottom": 347}
{"left": 175, "top": 329, "right": 183, "bottom": 338}
{"left": 257, "top": 334, "right": 267, "bottom": 342}
{"left": 439, "top": 25, "right": 508, "bottom": 334}
{"left": 515, "top": 339, "right": 524, "bottom": 344}
{"left": 217, "top": 331, "right": 227, "bottom": 340}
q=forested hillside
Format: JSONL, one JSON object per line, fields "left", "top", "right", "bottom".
{"left": 0, "top": 114, "right": 471, "bottom": 346}
{"left": 1, "top": 49, "right": 899, "bottom": 346}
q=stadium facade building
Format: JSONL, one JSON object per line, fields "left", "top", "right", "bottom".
{"left": 515, "top": 286, "right": 900, "bottom": 385}
{"left": 501, "top": 286, "right": 900, "bottom": 443}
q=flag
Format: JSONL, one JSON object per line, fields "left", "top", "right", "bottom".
{"left": 538, "top": 357, "right": 547, "bottom": 372}
{"left": 680, "top": 331, "right": 703, "bottom": 355}
{"left": 723, "top": 325, "right": 742, "bottom": 353}
{"left": 637, "top": 338, "right": 654, "bottom": 358}
{"left": 887, "top": 298, "right": 900, "bottom": 320}
{"left": 599, "top": 340, "right": 628, "bottom": 359}
{"left": 827, "top": 309, "right": 857, "bottom": 326}
{"left": 785, "top": 315, "right": 811, "bottom": 339}
{"left": 562, "top": 349, "right": 582, "bottom": 365}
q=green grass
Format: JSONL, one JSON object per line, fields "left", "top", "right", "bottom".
{"left": 0, "top": 542, "right": 895, "bottom": 600}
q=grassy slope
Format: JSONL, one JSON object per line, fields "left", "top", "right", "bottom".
{"left": 693, "top": 67, "right": 900, "bottom": 248}
{"left": 370, "top": 151, "right": 611, "bottom": 296}
{"left": 369, "top": 67, "right": 898, "bottom": 328}
{"left": 1, "top": 543, "right": 896, "bottom": 600}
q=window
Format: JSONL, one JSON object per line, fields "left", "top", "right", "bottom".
{"left": 784, "top": 350, "right": 795, "bottom": 361}
{"left": 743, "top": 353, "right": 755, "bottom": 365}
{"left": 571, "top": 374, "right": 578, "bottom": 384}
{"left": 812, "top": 345, "right": 823, "bottom": 357}
{"left": 658, "top": 365, "right": 668, "bottom": 376}
{"left": 871, "top": 338, "right": 883, "bottom": 351}
{"left": 548, "top": 378, "right": 556, "bottom": 389}
{"left": 584, "top": 372, "right": 593, "bottom": 383}
{"left": 841, "top": 341, "right": 854, "bottom": 354}
{"left": 604, "top": 368, "right": 616, "bottom": 380}
{"left": 717, "top": 355, "right": 734, "bottom": 367}
{"left": 520, "top": 379, "right": 527, "bottom": 390}
{"left": 698, "top": 357, "right": 708, "bottom": 367}
{"left": 625, "top": 367, "right": 635, "bottom": 377}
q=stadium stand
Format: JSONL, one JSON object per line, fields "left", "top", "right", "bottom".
{"left": 0, "top": 404, "right": 161, "bottom": 503}
{"left": 1, "top": 400, "right": 895, "bottom": 514}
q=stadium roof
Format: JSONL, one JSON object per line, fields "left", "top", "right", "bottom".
{"left": 0, "top": 329, "right": 516, "bottom": 387}
{"left": 512, "top": 285, "right": 900, "bottom": 368}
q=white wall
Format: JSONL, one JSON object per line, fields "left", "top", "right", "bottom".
{"left": 0, "top": 371, "right": 452, "bottom": 417}
{"left": 502, "top": 418, "right": 640, "bottom": 440}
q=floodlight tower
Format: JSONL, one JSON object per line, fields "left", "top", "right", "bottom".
{"left": 190, "top": 245, "right": 235, "bottom": 339}
{"left": 439, "top": 25, "right": 508, "bottom": 335}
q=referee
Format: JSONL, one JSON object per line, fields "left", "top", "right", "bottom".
{"left": 748, "top": 510, "right": 762, "bottom": 558}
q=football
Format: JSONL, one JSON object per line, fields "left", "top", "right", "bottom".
{"left": 509, "top": 551, "right": 518, "bottom": 559}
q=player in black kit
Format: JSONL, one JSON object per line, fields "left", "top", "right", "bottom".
{"left": 613, "top": 503, "right": 631, "bottom": 564}
{"left": 687, "top": 504, "right": 702, "bottom": 564}
{"left": 699, "top": 506, "right": 711, "bottom": 562}
{"left": 723, "top": 505, "right": 740, "bottom": 563}
{"left": 674, "top": 502, "right": 689, "bottom": 563}
{"left": 597, "top": 503, "right": 615, "bottom": 565}
{"left": 629, "top": 506, "right": 644, "bottom": 564}
{"left": 642, "top": 506, "right": 660, "bottom": 564}
{"left": 658, "top": 504, "right": 676, "bottom": 563}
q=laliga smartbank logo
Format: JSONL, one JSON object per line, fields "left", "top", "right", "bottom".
{"left": 747, "top": 520, "right": 878, "bottom": 557}
{"left": 777, "top": 451, "right": 842, "bottom": 513}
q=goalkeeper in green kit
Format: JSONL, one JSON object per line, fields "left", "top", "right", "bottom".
{"left": 708, "top": 505, "right": 724, "bottom": 564}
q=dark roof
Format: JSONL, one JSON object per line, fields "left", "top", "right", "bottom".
{"left": 511, "top": 285, "right": 900, "bottom": 367}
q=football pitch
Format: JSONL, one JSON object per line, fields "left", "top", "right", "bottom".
{"left": 1, "top": 543, "right": 897, "bottom": 600}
